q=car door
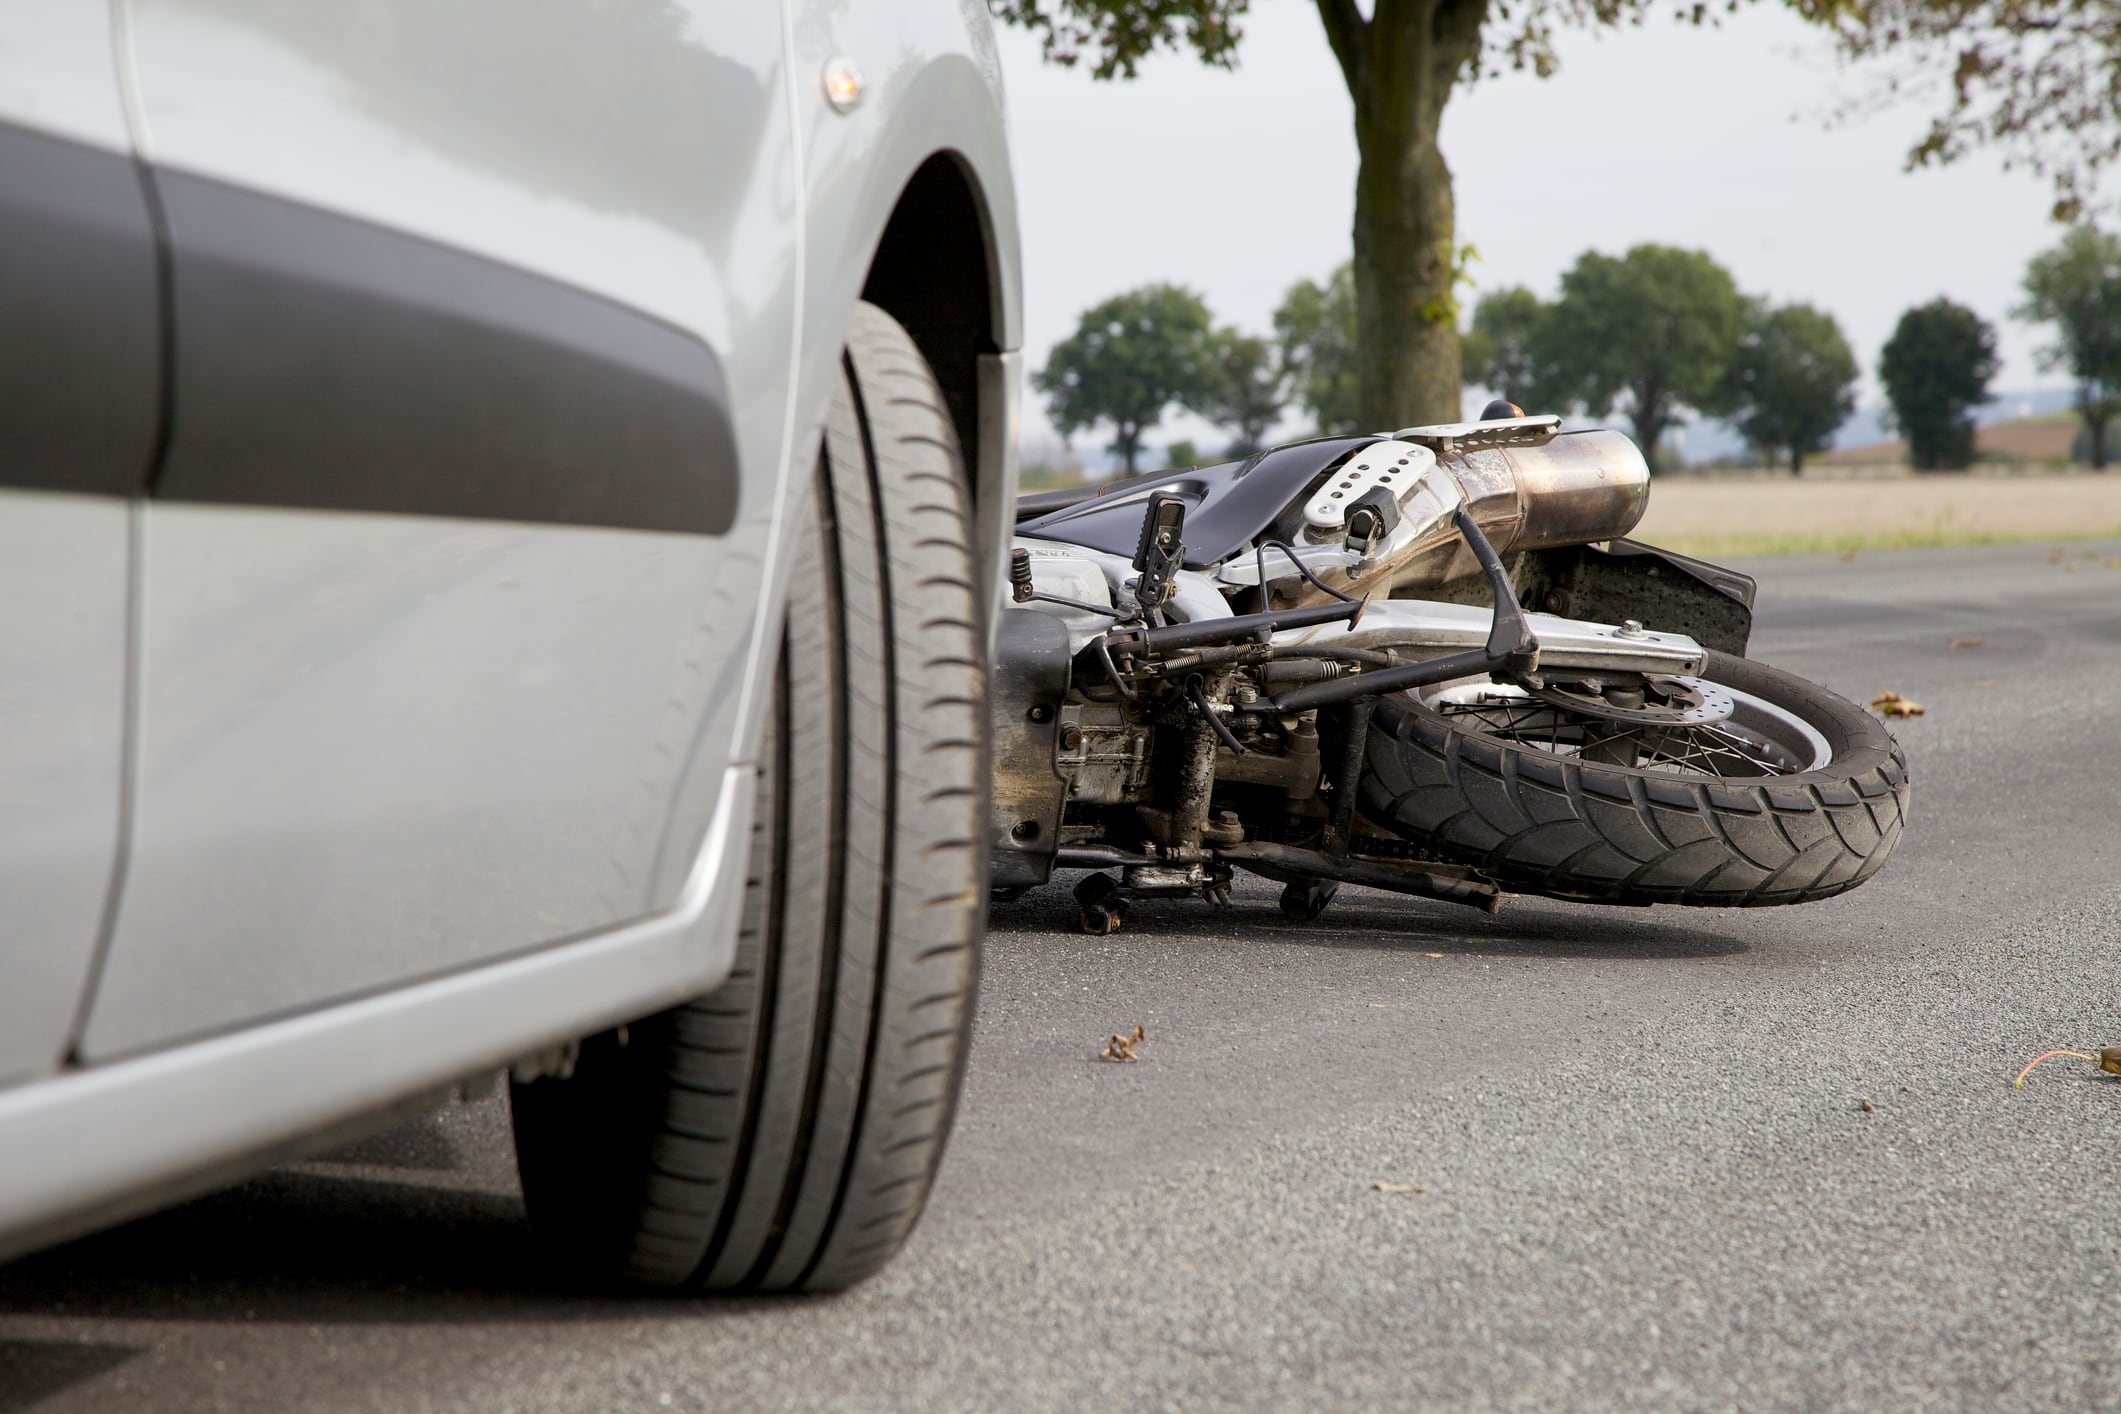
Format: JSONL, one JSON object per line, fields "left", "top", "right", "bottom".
{"left": 0, "top": 4, "right": 159, "bottom": 1082}
{"left": 79, "top": 0, "right": 797, "bottom": 1059}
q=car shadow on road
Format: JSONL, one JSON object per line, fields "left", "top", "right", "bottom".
{"left": 0, "top": 1161, "right": 860, "bottom": 1342}
{"left": 0, "top": 1339, "right": 141, "bottom": 1413}
{"left": 0, "top": 1170, "right": 644, "bottom": 1328}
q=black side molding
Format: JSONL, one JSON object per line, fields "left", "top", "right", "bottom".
{"left": 0, "top": 123, "right": 163, "bottom": 498}
{"left": 151, "top": 172, "right": 739, "bottom": 535}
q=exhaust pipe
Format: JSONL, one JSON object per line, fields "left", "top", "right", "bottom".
{"left": 1445, "top": 426, "right": 1651, "bottom": 558}
{"left": 1279, "top": 420, "right": 1653, "bottom": 605}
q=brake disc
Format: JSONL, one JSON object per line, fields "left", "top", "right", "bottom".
{"left": 1530, "top": 674, "right": 1735, "bottom": 726}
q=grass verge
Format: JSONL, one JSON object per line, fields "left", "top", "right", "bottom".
{"left": 1647, "top": 523, "right": 2121, "bottom": 560}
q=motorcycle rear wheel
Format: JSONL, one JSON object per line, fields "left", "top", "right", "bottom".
{"left": 1358, "top": 650, "right": 1909, "bottom": 907}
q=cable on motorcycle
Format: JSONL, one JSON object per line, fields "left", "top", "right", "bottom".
{"left": 1264, "top": 508, "right": 1544, "bottom": 713}
{"left": 1185, "top": 677, "right": 1246, "bottom": 757}
{"left": 1251, "top": 538, "right": 1355, "bottom": 609}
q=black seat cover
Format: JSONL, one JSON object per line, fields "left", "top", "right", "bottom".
{"left": 1013, "top": 435, "right": 1379, "bottom": 568}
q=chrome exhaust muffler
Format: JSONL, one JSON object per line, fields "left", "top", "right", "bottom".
{"left": 1287, "top": 419, "right": 1650, "bottom": 602}
{"left": 1441, "top": 423, "right": 1651, "bottom": 559}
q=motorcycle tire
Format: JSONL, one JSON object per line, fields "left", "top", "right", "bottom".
{"left": 511, "top": 302, "right": 987, "bottom": 1293}
{"left": 1358, "top": 650, "right": 1908, "bottom": 908}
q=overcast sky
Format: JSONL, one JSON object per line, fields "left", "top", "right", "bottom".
{"left": 993, "top": 2, "right": 2075, "bottom": 457}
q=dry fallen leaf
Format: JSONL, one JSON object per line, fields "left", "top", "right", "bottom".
{"left": 2012, "top": 1046, "right": 2121, "bottom": 1088}
{"left": 1859, "top": 1098, "right": 1874, "bottom": 1113}
{"left": 2107, "top": 558, "right": 2121, "bottom": 570}
{"left": 1424, "top": 952, "right": 1443, "bottom": 959}
{"left": 1099, "top": 1024, "right": 1145, "bottom": 1063}
{"left": 1838, "top": 549, "right": 1859, "bottom": 563}
{"left": 1948, "top": 637, "right": 1985, "bottom": 650}
{"left": 1869, "top": 690, "right": 1926, "bottom": 718}
{"left": 1373, "top": 1181, "right": 1427, "bottom": 1195}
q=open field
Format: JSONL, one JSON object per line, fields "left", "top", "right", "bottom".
{"left": 1635, "top": 469, "right": 2121, "bottom": 557}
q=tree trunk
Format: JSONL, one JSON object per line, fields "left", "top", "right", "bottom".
{"left": 1627, "top": 380, "right": 1672, "bottom": 473}
{"left": 1630, "top": 411, "right": 1666, "bottom": 471}
{"left": 2090, "top": 409, "right": 2111, "bottom": 470}
{"left": 1114, "top": 424, "right": 1140, "bottom": 475}
{"left": 1790, "top": 444, "right": 1805, "bottom": 476}
{"left": 1326, "top": 0, "right": 1487, "bottom": 431}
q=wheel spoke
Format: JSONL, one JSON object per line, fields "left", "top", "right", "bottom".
{"left": 1433, "top": 687, "right": 1809, "bottom": 780}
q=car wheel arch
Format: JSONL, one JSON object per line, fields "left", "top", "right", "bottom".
{"left": 860, "top": 151, "right": 1000, "bottom": 495}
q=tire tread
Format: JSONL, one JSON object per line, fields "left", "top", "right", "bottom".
{"left": 1358, "top": 650, "right": 1909, "bottom": 908}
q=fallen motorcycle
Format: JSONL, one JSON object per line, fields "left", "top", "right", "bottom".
{"left": 990, "top": 414, "right": 1909, "bottom": 933}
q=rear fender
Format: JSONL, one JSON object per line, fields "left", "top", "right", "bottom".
{"left": 1517, "top": 539, "right": 1756, "bottom": 658}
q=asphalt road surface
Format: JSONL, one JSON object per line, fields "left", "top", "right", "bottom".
{"left": 5, "top": 540, "right": 2120, "bottom": 1412}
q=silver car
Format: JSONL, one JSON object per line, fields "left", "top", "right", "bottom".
{"left": 0, "top": 0, "right": 1020, "bottom": 1292}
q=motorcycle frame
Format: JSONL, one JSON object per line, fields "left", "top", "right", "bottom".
{"left": 989, "top": 504, "right": 1715, "bottom": 912}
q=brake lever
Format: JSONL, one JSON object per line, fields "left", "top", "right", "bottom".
{"left": 1452, "top": 506, "right": 1540, "bottom": 674}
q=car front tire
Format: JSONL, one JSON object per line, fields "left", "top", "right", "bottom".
{"left": 510, "top": 302, "right": 987, "bottom": 1292}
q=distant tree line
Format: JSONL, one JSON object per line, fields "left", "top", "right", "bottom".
{"left": 1464, "top": 244, "right": 1855, "bottom": 474}
{"left": 1036, "top": 225, "right": 2121, "bottom": 474}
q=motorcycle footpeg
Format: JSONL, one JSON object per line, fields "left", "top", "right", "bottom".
{"left": 1278, "top": 877, "right": 1339, "bottom": 922}
{"left": 1073, "top": 871, "right": 1128, "bottom": 935}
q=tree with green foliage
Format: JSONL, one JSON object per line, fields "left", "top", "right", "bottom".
{"left": 1272, "top": 264, "right": 1362, "bottom": 435}
{"left": 1202, "top": 331, "right": 1286, "bottom": 455}
{"left": 1163, "top": 438, "right": 1202, "bottom": 468}
{"left": 1034, "top": 283, "right": 1218, "bottom": 474}
{"left": 2017, "top": 226, "right": 2121, "bottom": 469}
{"left": 1461, "top": 285, "right": 1559, "bottom": 414}
{"left": 1723, "top": 302, "right": 1859, "bottom": 475}
{"left": 1537, "top": 245, "right": 1748, "bottom": 472}
{"left": 992, "top": 1, "right": 2100, "bottom": 432}
{"left": 992, "top": 1, "right": 1676, "bottom": 428}
{"left": 1878, "top": 299, "right": 1998, "bottom": 471}
{"left": 1821, "top": 0, "right": 2121, "bottom": 223}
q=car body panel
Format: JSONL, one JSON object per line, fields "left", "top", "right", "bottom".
{"left": 1, "top": 765, "right": 752, "bottom": 1265}
{"left": 0, "top": 17, "right": 157, "bottom": 1082}
{"left": 82, "top": 509, "right": 759, "bottom": 1058}
{"left": 0, "top": 0, "right": 1020, "bottom": 1260}
{"left": 0, "top": 499, "right": 131, "bottom": 1083}
{"left": 789, "top": 8, "right": 1022, "bottom": 428}
{"left": 724, "top": 1, "right": 1022, "bottom": 749}
{"left": 81, "top": 0, "right": 796, "bottom": 1052}
{"left": 1, "top": 0, "right": 136, "bottom": 151}
{"left": 116, "top": 0, "right": 792, "bottom": 365}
